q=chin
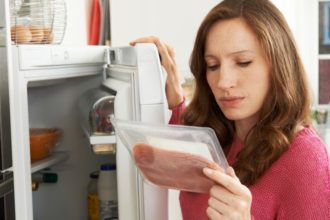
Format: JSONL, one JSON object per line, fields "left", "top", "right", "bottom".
{"left": 222, "top": 111, "right": 245, "bottom": 121}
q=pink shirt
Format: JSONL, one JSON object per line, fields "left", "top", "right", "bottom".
{"left": 170, "top": 102, "right": 330, "bottom": 220}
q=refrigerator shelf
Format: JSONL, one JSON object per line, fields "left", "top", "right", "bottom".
{"left": 89, "top": 135, "right": 117, "bottom": 154}
{"left": 81, "top": 120, "right": 117, "bottom": 154}
{"left": 89, "top": 134, "right": 116, "bottom": 145}
{"left": 31, "top": 151, "right": 69, "bottom": 173}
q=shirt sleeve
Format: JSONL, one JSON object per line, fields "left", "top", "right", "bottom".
{"left": 277, "top": 136, "right": 330, "bottom": 219}
{"left": 169, "top": 97, "right": 186, "bottom": 125}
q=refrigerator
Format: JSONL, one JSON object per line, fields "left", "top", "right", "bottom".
{"left": 0, "top": 1, "right": 182, "bottom": 220}
{"left": 0, "top": 0, "right": 15, "bottom": 219}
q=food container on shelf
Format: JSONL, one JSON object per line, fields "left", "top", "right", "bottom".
{"left": 29, "top": 128, "right": 62, "bottom": 161}
{"left": 10, "top": 0, "right": 66, "bottom": 44}
{"left": 110, "top": 118, "right": 229, "bottom": 193}
{"left": 77, "top": 87, "right": 116, "bottom": 154}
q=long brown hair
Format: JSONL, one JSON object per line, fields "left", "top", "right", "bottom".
{"left": 182, "top": 0, "right": 312, "bottom": 185}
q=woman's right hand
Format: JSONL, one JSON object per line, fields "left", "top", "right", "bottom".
{"left": 130, "top": 36, "right": 184, "bottom": 109}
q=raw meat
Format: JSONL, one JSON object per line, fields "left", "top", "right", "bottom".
{"left": 132, "top": 143, "right": 215, "bottom": 193}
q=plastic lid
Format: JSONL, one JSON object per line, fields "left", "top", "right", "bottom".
{"left": 100, "top": 163, "right": 116, "bottom": 171}
{"left": 89, "top": 171, "right": 99, "bottom": 179}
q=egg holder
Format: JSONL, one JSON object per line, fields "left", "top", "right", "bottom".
{"left": 10, "top": 0, "right": 67, "bottom": 45}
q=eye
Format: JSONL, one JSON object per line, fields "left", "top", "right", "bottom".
{"left": 237, "top": 61, "right": 252, "bottom": 67}
{"left": 206, "top": 64, "right": 219, "bottom": 71}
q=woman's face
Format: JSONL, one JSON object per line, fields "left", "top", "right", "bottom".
{"left": 205, "top": 18, "right": 270, "bottom": 127}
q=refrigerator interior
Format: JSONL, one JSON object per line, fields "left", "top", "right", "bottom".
{"left": 27, "top": 75, "right": 113, "bottom": 219}
{"left": 9, "top": 43, "right": 184, "bottom": 220}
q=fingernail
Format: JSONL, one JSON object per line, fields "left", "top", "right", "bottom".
{"left": 203, "top": 168, "right": 213, "bottom": 176}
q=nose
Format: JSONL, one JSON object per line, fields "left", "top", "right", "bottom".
{"left": 216, "top": 65, "right": 236, "bottom": 90}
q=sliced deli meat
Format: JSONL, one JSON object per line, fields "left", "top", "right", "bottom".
{"left": 132, "top": 143, "right": 215, "bottom": 193}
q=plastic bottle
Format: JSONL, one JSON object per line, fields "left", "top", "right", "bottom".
{"left": 97, "top": 164, "right": 118, "bottom": 220}
{"left": 88, "top": 171, "right": 99, "bottom": 220}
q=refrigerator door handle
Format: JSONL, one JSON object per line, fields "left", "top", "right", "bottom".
{"left": 0, "top": 172, "right": 13, "bottom": 198}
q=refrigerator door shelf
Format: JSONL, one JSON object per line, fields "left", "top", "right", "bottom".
{"left": 77, "top": 86, "right": 118, "bottom": 154}
{"left": 91, "top": 143, "right": 116, "bottom": 154}
{"left": 89, "top": 134, "right": 116, "bottom": 145}
{"left": 81, "top": 125, "right": 117, "bottom": 154}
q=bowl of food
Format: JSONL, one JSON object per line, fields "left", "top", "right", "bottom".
{"left": 29, "top": 128, "right": 61, "bottom": 161}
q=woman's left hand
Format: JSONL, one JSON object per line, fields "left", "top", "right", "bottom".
{"left": 203, "top": 165, "right": 252, "bottom": 220}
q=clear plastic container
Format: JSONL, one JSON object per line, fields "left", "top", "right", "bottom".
{"left": 111, "top": 118, "right": 229, "bottom": 193}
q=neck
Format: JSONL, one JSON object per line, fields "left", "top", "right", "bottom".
{"left": 235, "top": 118, "right": 257, "bottom": 142}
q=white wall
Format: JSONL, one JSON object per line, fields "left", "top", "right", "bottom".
{"left": 62, "top": 0, "right": 219, "bottom": 78}
{"left": 62, "top": 0, "right": 320, "bottom": 98}
{"left": 271, "top": 0, "right": 319, "bottom": 105}
{"left": 61, "top": 0, "right": 91, "bottom": 45}
{"left": 110, "top": 0, "right": 219, "bottom": 77}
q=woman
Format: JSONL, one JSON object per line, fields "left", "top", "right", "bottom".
{"left": 130, "top": 0, "right": 330, "bottom": 219}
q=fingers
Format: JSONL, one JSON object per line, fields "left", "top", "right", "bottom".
{"left": 207, "top": 197, "right": 235, "bottom": 219}
{"left": 129, "top": 36, "right": 184, "bottom": 108}
{"left": 208, "top": 185, "right": 252, "bottom": 219}
{"left": 207, "top": 201, "right": 245, "bottom": 220}
{"left": 207, "top": 162, "right": 223, "bottom": 171}
{"left": 209, "top": 184, "right": 237, "bottom": 205}
{"left": 203, "top": 167, "right": 250, "bottom": 198}
{"left": 130, "top": 36, "right": 175, "bottom": 69}
{"left": 165, "top": 44, "right": 176, "bottom": 59}
{"left": 129, "top": 36, "right": 161, "bottom": 46}
{"left": 227, "top": 166, "right": 240, "bottom": 182}
{"left": 204, "top": 166, "right": 252, "bottom": 219}
{"left": 129, "top": 36, "right": 167, "bottom": 55}
{"left": 206, "top": 206, "right": 223, "bottom": 220}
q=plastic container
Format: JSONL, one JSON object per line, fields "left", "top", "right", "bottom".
{"left": 29, "top": 128, "right": 61, "bottom": 161}
{"left": 98, "top": 164, "right": 118, "bottom": 220}
{"left": 87, "top": 171, "right": 99, "bottom": 220}
{"left": 111, "top": 118, "right": 229, "bottom": 193}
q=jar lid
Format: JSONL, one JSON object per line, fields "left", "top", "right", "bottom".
{"left": 100, "top": 163, "right": 116, "bottom": 171}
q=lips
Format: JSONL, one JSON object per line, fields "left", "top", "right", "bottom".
{"left": 218, "top": 96, "right": 245, "bottom": 108}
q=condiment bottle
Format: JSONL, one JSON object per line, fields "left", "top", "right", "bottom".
{"left": 87, "top": 171, "right": 99, "bottom": 220}
{"left": 97, "top": 164, "right": 118, "bottom": 220}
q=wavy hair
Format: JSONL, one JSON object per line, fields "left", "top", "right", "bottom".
{"left": 182, "top": 0, "right": 312, "bottom": 185}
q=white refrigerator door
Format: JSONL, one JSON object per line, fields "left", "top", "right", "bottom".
{"left": 103, "top": 43, "right": 179, "bottom": 220}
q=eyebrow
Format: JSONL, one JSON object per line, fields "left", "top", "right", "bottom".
{"left": 204, "top": 50, "right": 255, "bottom": 58}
